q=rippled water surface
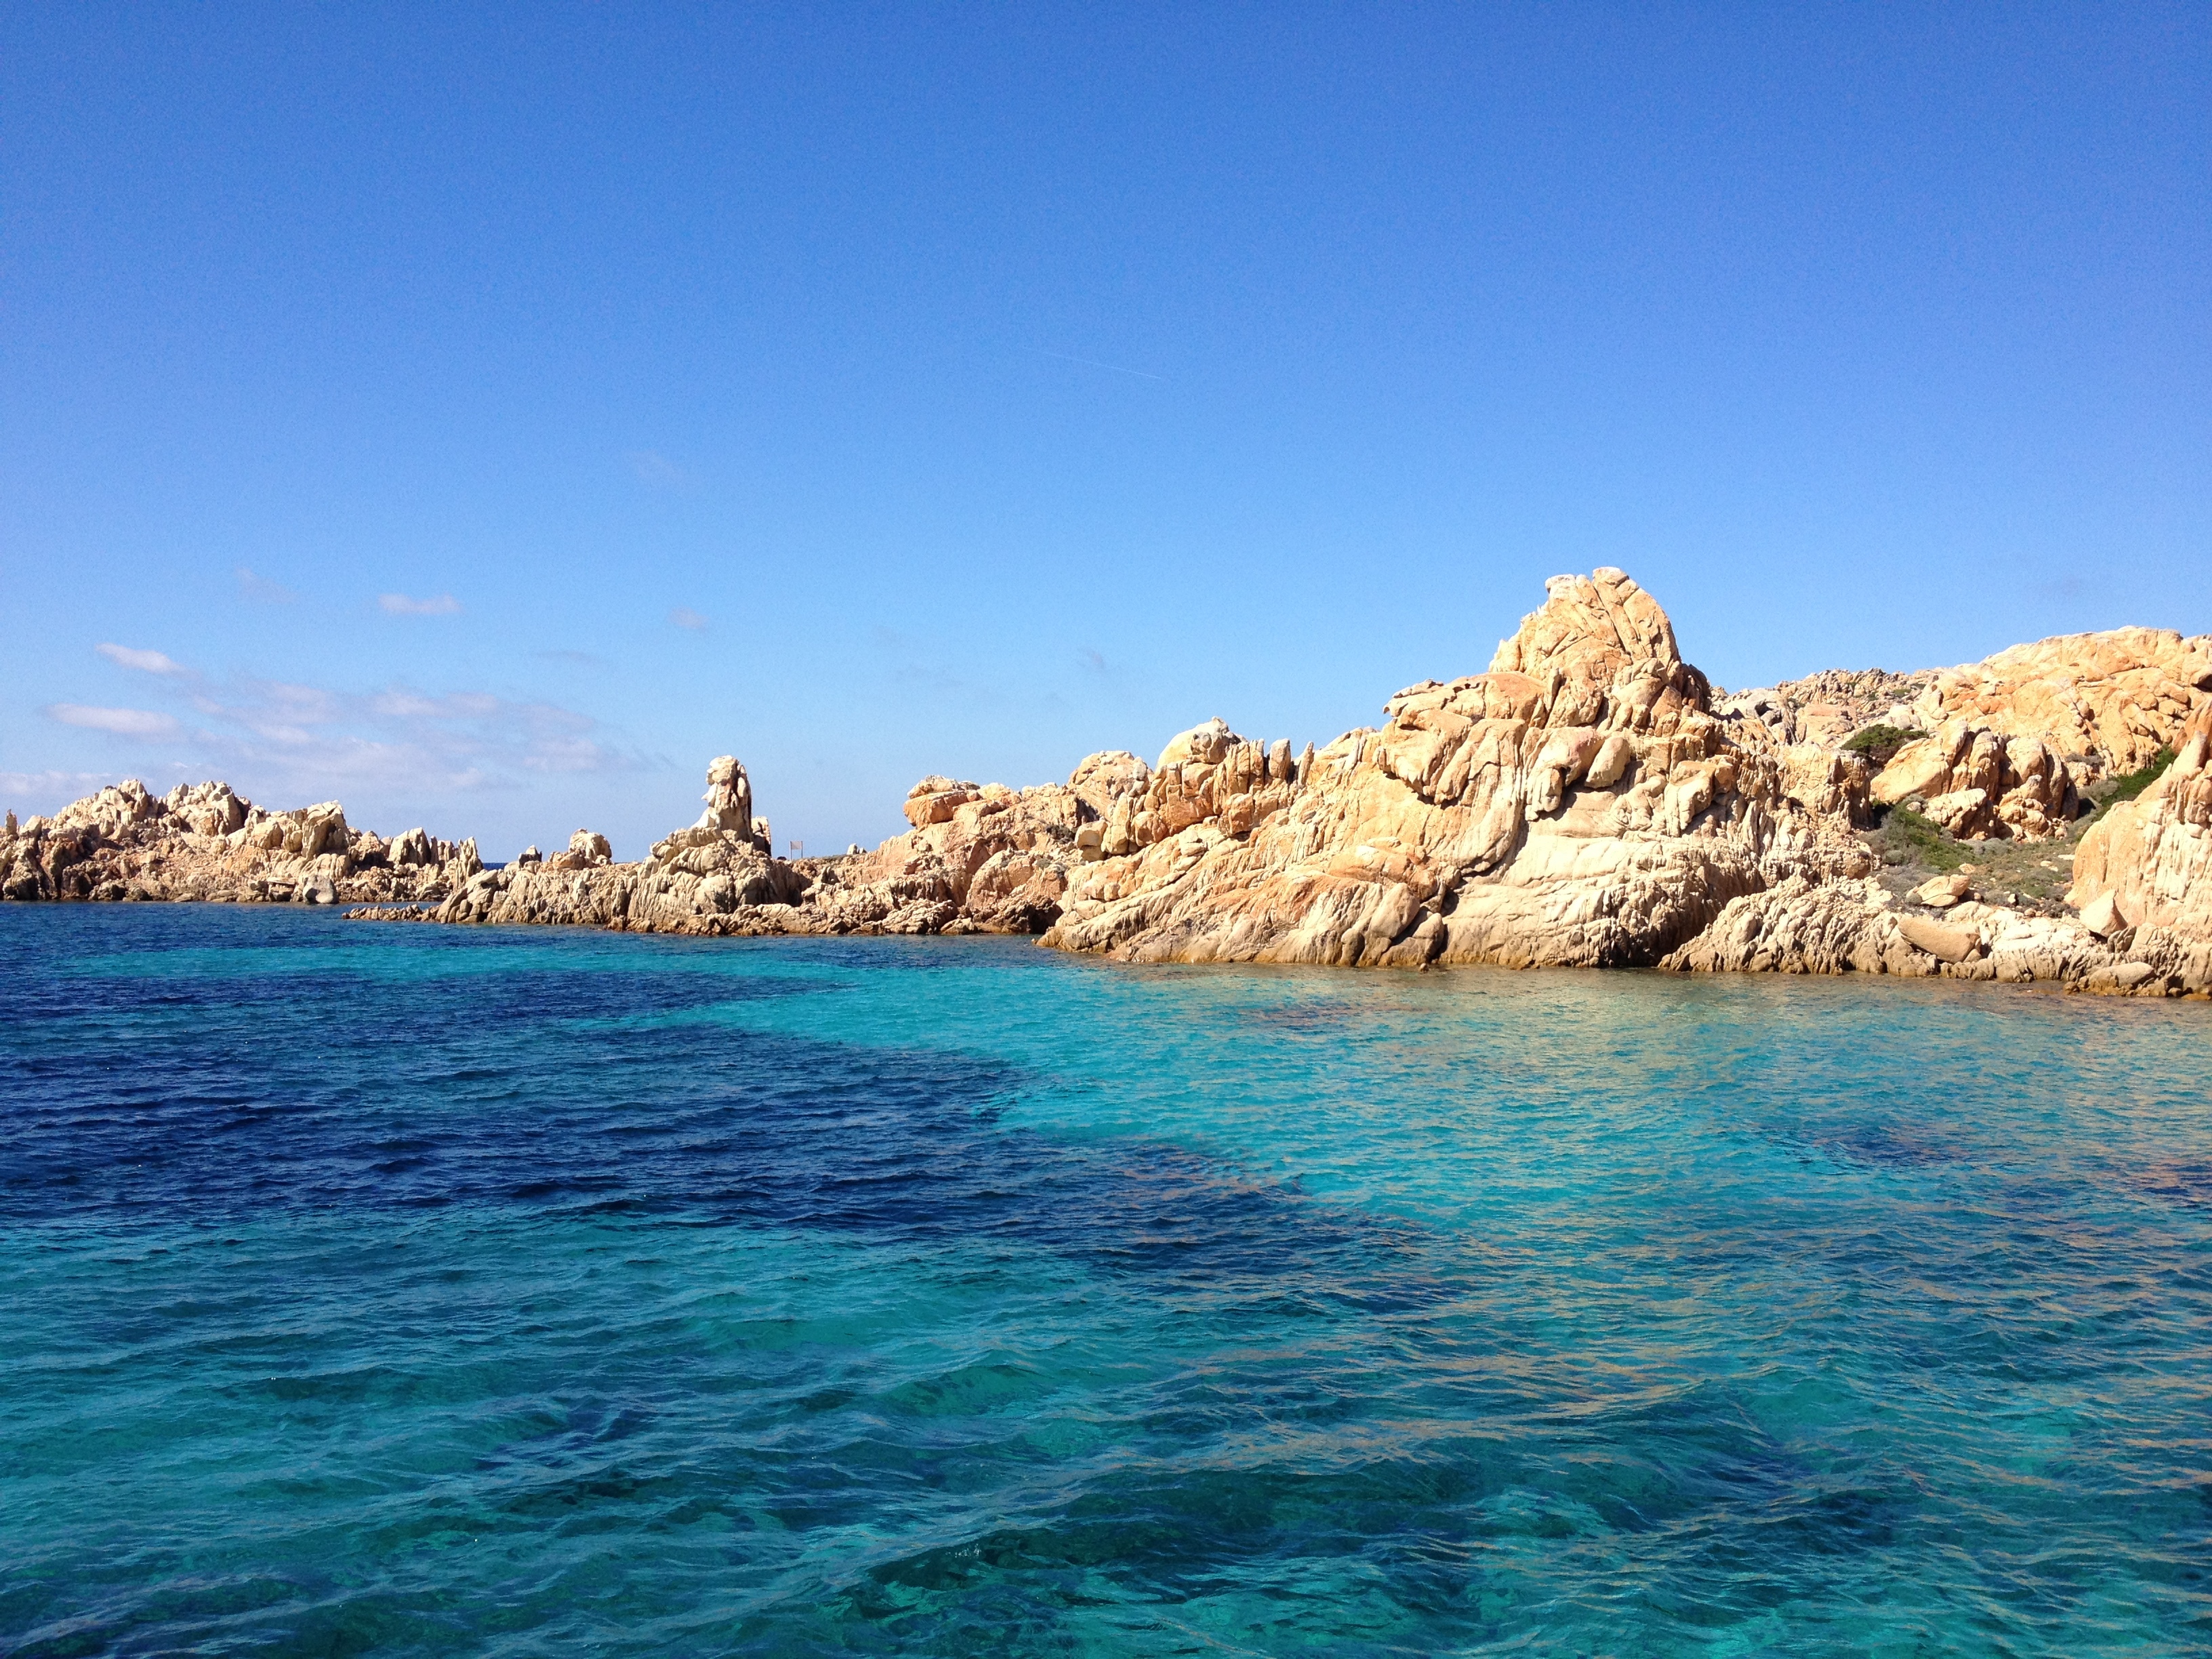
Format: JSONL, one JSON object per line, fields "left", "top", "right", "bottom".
{"left": 3, "top": 905, "right": 2209, "bottom": 1656}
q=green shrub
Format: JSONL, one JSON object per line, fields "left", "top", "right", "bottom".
{"left": 1844, "top": 724, "right": 1926, "bottom": 766}
{"left": 1875, "top": 805, "right": 1968, "bottom": 872}
{"left": 2085, "top": 747, "right": 2177, "bottom": 825}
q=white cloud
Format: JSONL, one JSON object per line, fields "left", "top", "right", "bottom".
{"left": 32, "top": 654, "right": 647, "bottom": 823}
{"left": 669, "top": 607, "right": 709, "bottom": 631}
{"left": 45, "top": 704, "right": 182, "bottom": 737}
{"left": 172, "top": 675, "right": 643, "bottom": 797}
{"left": 1, "top": 770, "right": 123, "bottom": 817}
{"left": 628, "top": 450, "right": 687, "bottom": 487}
{"left": 523, "top": 735, "right": 621, "bottom": 773}
{"left": 193, "top": 680, "right": 341, "bottom": 739}
{"left": 237, "top": 567, "right": 297, "bottom": 603}
{"left": 369, "top": 689, "right": 499, "bottom": 720}
{"left": 379, "top": 592, "right": 462, "bottom": 617}
{"left": 98, "top": 642, "right": 188, "bottom": 676}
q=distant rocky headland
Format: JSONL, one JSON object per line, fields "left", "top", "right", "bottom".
{"left": 9, "top": 570, "right": 2209, "bottom": 998}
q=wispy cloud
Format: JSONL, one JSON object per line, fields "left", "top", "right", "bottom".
{"left": 1031, "top": 346, "right": 1167, "bottom": 382}
{"left": 380, "top": 592, "right": 462, "bottom": 617}
{"left": 369, "top": 689, "right": 500, "bottom": 720}
{"left": 98, "top": 642, "right": 190, "bottom": 676}
{"left": 237, "top": 567, "right": 297, "bottom": 603}
{"left": 865, "top": 625, "right": 1070, "bottom": 714}
{"left": 2, "top": 769, "right": 122, "bottom": 817}
{"left": 668, "top": 607, "right": 709, "bottom": 632}
{"left": 536, "top": 649, "right": 607, "bottom": 668}
{"left": 1078, "top": 648, "right": 1108, "bottom": 674}
{"left": 46, "top": 703, "right": 182, "bottom": 737}
{"left": 872, "top": 626, "right": 981, "bottom": 700}
{"left": 36, "top": 640, "right": 645, "bottom": 814}
{"left": 628, "top": 450, "right": 687, "bottom": 487}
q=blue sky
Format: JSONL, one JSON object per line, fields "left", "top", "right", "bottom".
{"left": 3, "top": 3, "right": 2205, "bottom": 858}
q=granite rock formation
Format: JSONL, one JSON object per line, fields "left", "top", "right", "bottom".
{"left": 1, "top": 779, "right": 479, "bottom": 905}
{"left": 1723, "top": 627, "right": 2212, "bottom": 846}
{"left": 19, "top": 568, "right": 2209, "bottom": 998}
{"left": 2065, "top": 704, "right": 2212, "bottom": 994}
{"left": 405, "top": 756, "right": 1107, "bottom": 938}
{"left": 1719, "top": 668, "right": 1937, "bottom": 750}
{"left": 1043, "top": 569, "right": 1868, "bottom": 967}
{"left": 1661, "top": 878, "right": 2126, "bottom": 986}
{"left": 1864, "top": 723, "right": 2080, "bottom": 841}
{"left": 1035, "top": 570, "right": 2205, "bottom": 991}
{"left": 1906, "top": 629, "right": 2212, "bottom": 778}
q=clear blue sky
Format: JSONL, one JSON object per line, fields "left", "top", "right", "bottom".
{"left": 3, "top": 3, "right": 2205, "bottom": 858}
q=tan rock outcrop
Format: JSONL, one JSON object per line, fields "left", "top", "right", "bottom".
{"left": 839, "top": 775, "right": 1091, "bottom": 933}
{"left": 441, "top": 817, "right": 809, "bottom": 931}
{"left": 1868, "top": 722, "right": 2076, "bottom": 839}
{"left": 1727, "top": 629, "right": 2210, "bottom": 845}
{"left": 1663, "top": 878, "right": 2121, "bottom": 984}
{"left": 0, "top": 779, "right": 479, "bottom": 905}
{"left": 413, "top": 754, "right": 1110, "bottom": 939}
{"left": 30, "top": 571, "right": 2205, "bottom": 1001}
{"left": 1042, "top": 569, "right": 1865, "bottom": 968}
{"left": 1908, "top": 628, "right": 2212, "bottom": 779}
{"left": 2066, "top": 705, "right": 2212, "bottom": 994}
{"left": 1719, "top": 668, "right": 1936, "bottom": 749}
{"left": 701, "top": 756, "right": 758, "bottom": 837}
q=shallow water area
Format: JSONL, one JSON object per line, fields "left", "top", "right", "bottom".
{"left": 3, "top": 903, "right": 2209, "bottom": 1656}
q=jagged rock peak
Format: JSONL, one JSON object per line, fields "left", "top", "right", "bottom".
{"left": 1490, "top": 567, "right": 1683, "bottom": 680}
{"left": 1157, "top": 718, "right": 1240, "bottom": 771}
{"left": 699, "top": 756, "right": 755, "bottom": 834}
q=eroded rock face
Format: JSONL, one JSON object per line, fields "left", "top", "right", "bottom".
{"left": 1043, "top": 569, "right": 1864, "bottom": 968}
{"left": 1033, "top": 569, "right": 2207, "bottom": 991}
{"left": 1723, "top": 628, "right": 2211, "bottom": 846}
{"left": 1663, "top": 878, "right": 2125, "bottom": 985}
{"left": 1909, "top": 629, "right": 2212, "bottom": 780}
{"left": 701, "top": 756, "right": 749, "bottom": 830}
{"left": 2066, "top": 706, "right": 2212, "bottom": 994}
{"left": 413, "top": 755, "right": 1109, "bottom": 939}
{"left": 0, "top": 779, "right": 479, "bottom": 905}
{"left": 1719, "top": 668, "right": 1936, "bottom": 750}
{"left": 1868, "top": 723, "right": 2078, "bottom": 840}
{"left": 834, "top": 777, "right": 1092, "bottom": 934}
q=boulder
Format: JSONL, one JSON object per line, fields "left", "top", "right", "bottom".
{"left": 1908, "top": 628, "right": 2212, "bottom": 780}
{"left": 1895, "top": 913, "right": 1980, "bottom": 963}
{"left": 1910, "top": 873, "right": 1972, "bottom": 908}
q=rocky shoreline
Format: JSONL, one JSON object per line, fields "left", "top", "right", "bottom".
{"left": 9, "top": 569, "right": 2209, "bottom": 998}
{"left": 0, "top": 779, "right": 482, "bottom": 909}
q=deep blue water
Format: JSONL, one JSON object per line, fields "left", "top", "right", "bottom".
{"left": 3, "top": 905, "right": 2209, "bottom": 1657}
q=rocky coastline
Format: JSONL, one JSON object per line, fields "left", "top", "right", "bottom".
{"left": 0, "top": 779, "right": 481, "bottom": 908}
{"left": 10, "top": 570, "right": 2209, "bottom": 998}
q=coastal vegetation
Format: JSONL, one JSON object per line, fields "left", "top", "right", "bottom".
{"left": 2087, "top": 745, "right": 2178, "bottom": 822}
{"left": 1843, "top": 723, "right": 1926, "bottom": 766}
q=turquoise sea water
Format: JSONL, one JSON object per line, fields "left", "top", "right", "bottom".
{"left": 2, "top": 907, "right": 2208, "bottom": 1656}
